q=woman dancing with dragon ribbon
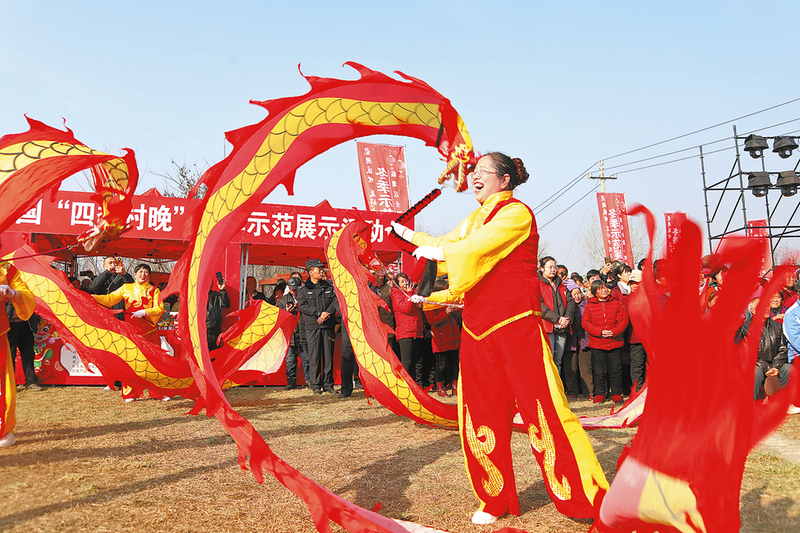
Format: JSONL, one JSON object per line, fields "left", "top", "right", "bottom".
{"left": 392, "top": 152, "right": 608, "bottom": 524}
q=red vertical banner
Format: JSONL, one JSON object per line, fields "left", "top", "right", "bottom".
{"left": 356, "top": 142, "right": 409, "bottom": 213}
{"left": 664, "top": 212, "right": 688, "bottom": 256}
{"left": 746, "top": 219, "right": 772, "bottom": 275}
{"left": 596, "top": 192, "right": 634, "bottom": 265}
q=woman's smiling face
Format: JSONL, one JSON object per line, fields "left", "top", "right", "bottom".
{"left": 471, "top": 155, "right": 510, "bottom": 204}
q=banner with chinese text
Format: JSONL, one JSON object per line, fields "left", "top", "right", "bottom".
{"left": 746, "top": 219, "right": 772, "bottom": 275}
{"left": 597, "top": 192, "right": 633, "bottom": 265}
{"left": 664, "top": 212, "right": 688, "bottom": 257}
{"left": 9, "top": 191, "right": 400, "bottom": 252}
{"left": 356, "top": 142, "right": 409, "bottom": 212}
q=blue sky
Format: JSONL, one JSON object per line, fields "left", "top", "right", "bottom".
{"left": 3, "top": 1, "right": 800, "bottom": 271}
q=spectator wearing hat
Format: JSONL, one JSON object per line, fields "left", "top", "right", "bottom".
{"left": 278, "top": 277, "right": 309, "bottom": 390}
{"left": 582, "top": 279, "right": 629, "bottom": 404}
{"left": 297, "top": 259, "right": 339, "bottom": 394}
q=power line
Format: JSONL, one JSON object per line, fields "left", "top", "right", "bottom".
{"left": 604, "top": 117, "right": 800, "bottom": 173}
{"left": 604, "top": 97, "right": 800, "bottom": 161}
{"left": 538, "top": 182, "right": 601, "bottom": 230}
{"left": 532, "top": 162, "right": 596, "bottom": 213}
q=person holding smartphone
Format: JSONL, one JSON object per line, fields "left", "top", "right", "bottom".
{"left": 206, "top": 274, "right": 230, "bottom": 351}
{"left": 278, "top": 276, "right": 309, "bottom": 389}
{"left": 90, "top": 256, "right": 133, "bottom": 320}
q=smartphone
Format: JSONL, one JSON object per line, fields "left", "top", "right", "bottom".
{"left": 215, "top": 271, "right": 224, "bottom": 284}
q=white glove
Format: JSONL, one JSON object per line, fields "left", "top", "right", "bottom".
{"left": 409, "top": 294, "right": 426, "bottom": 305}
{"left": 132, "top": 310, "right": 148, "bottom": 318}
{"left": 391, "top": 221, "right": 415, "bottom": 242}
{"left": 412, "top": 246, "right": 445, "bottom": 262}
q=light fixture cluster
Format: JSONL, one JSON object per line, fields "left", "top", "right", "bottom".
{"left": 747, "top": 170, "right": 800, "bottom": 197}
{"left": 743, "top": 134, "right": 799, "bottom": 159}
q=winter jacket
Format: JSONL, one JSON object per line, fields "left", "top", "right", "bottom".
{"left": 277, "top": 291, "right": 306, "bottom": 346}
{"left": 538, "top": 272, "right": 574, "bottom": 334}
{"left": 737, "top": 313, "right": 789, "bottom": 371}
{"left": 581, "top": 294, "right": 629, "bottom": 350}
{"left": 425, "top": 307, "right": 461, "bottom": 353}
{"left": 206, "top": 288, "right": 230, "bottom": 334}
{"left": 297, "top": 278, "right": 339, "bottom": 330}
{"left": 391, "top": 286, "right": 423, "bottom": 340}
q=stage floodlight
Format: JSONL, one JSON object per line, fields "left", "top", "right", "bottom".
{"left": 773, "top": 136, "right": 799, "bottom": 159}
{"left": 776, "top": 171, "right": 800, "bottom": 197}
{"left": 748, "top": 172, "right": 772, "bottom": 197}
{"left": 743, "top": 134, "right": 770, "bottom": 158}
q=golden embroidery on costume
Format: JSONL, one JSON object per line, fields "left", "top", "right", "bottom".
{"left": 464, "top": 406, "right": 503, "bottom": 497}
{"left": 528, "top": 400, "right": 572, "bottom": 500}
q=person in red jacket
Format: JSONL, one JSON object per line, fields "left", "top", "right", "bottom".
{"left": 424, "top": 278, "right": 462, "bottom": 396}
{"left": 391, "top": 273, "right": 424, "bottom": 386}
{"left": 582, "top": 279, "right": 629, "bottom": 404}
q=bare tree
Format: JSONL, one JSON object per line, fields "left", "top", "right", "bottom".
{"left": 153, "top": 160, "right": 208, "bottom": 199}
{"left": 578, "top": 213, "right": 662, "bottom": 269}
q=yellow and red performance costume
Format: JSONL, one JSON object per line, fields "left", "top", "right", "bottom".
{"left": 0, "top": 263, "right": 35, "bottom": 441}
{"left": 94, "top": 281, "right": 162, "bottom": 335}
{"left": 411, "top": 190, "right": 608, "bottom": 518}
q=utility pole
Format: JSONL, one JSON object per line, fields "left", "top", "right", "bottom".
{"left": 588, "top": 160, "right": 617, "bottom": 191}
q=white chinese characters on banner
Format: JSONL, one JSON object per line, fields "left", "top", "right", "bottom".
{"left": 596, "top": 193, "right": 633, "bottom": 265}
{"left": 127, "top": 203, "right": 176, "bottom": 233}
{"left": 244, "top": 212, "right": 388, "bottom": 244}
{"left": 357, "top": 142, "right": 409, "bottom": 213}
{"left": 15, "top": 199, "right": 42, "bottom": 225}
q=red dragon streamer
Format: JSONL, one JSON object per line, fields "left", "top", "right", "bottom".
{"left": 592, "top": 206, "right": 800, "bottom": 533}
{"left": 327, "top": 219, "right": 459, "bottom": 427}
{"left": 6, "top": 245, "right": 295, "bottom": 401}
{"left": 164, "top": 63, "right": 475, "bottom": 533}
{"left": 0, "top": 117, "right": 137, "bottom": 251}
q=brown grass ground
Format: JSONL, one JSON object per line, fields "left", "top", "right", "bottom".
{"left": 1, "top": 386, "right": 798, "bottom": 533}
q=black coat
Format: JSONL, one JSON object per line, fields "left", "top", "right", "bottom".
{"left": 297, "top": 278, "right": 338, "bottom": 330}
{"left": 277, "top": 291, "right": 306, "bottom": 346}
{"left": 90, "top": 270, "right": 134, "bottom": 312}
{"left": 737, "top": 314, "right": 789, "bottom": 371}
{"left": 206, "top": 289, "right": 231, "bottom": 334}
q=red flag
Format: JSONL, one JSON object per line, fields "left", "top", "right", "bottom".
{"left": 597, "top": 192, "right": 634, "bottom": 265}
{"left": 356, "top": 142, "right": 409, "bottom": 212}
{"left": 664, "top": 211, "right": 688, "bottom": 257}
{"left": 747, "top": 219, "right": 772, "bottom": 275}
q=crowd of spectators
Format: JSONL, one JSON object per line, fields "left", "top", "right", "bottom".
{"left": 19, "top": 252, "right": 800, "bottom": 415}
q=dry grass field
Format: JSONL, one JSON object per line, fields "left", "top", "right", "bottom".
{"left": 1, "top": 386, "right": 799, "bottom": 533}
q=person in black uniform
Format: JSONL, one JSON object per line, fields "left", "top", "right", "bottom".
{"left": 297, "top": 259, "right": 338, "bottom": 394}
